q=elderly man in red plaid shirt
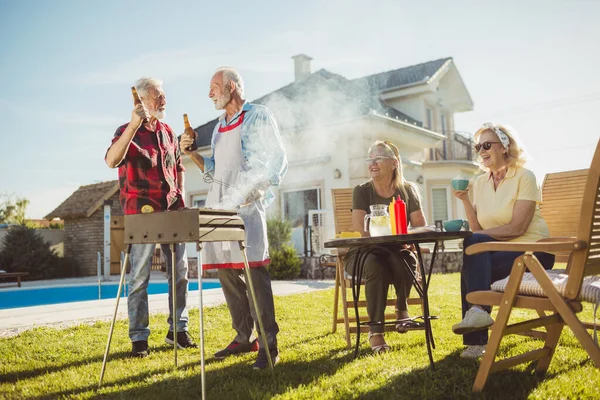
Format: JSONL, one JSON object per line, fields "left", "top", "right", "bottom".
{"left": 105, "top": 77, "right": 197, "bottom": 358}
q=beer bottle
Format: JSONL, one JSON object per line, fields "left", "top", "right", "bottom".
{"left": 183, "top": 114, "right": 198, "bottom": 151}
{"left": 131, "top": 86, "right": 147, "bottom": 123}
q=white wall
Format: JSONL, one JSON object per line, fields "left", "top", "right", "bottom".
{"left": 386, "top": 96, "right": 427, "bottom": 123}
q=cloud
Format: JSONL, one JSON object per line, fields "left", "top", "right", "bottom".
{"left": 0, "top": 97, "right": 121, "bottom": 128}
{"left": 70, "top": 44, "right": 327, "bottom": 87}
{"left": 72, "top": 48, "right": 218, "bottom": 86}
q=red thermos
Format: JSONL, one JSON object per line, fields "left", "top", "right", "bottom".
{"left": 395, "top": 196, "right": 408, "bottom": 234}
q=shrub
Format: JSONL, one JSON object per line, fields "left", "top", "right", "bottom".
{"left": 268, "top": 245, "right": 301, "bottom": 280}
{"left": 267, "top": 217, "right": 301, "bottom": 280}
{"left": 267, "top": 218, "right": 292, "bottom": 252}
{"left": 0, "top": 225, "right": 77, "bottom": 280}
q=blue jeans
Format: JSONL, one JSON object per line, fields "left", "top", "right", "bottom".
{"left": 128, "top": 243, "right": 189, "bottom": 342}
{"left": 461, "top": 234, "right": 555, "bottom": 346}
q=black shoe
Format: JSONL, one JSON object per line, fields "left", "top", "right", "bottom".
{"left": 214, "top": 339, "right": 259, "bottom": 360}
{"left": 165, "top": 331, "right": 198, "bottom": 349}
{"left": 131, "top": 340, "right": 149, "bottom": 358}
{"left": 252, "top": 347, "right": 279, "bottom": 370}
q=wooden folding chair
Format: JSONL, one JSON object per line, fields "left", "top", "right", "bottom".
{"left": 465, "top": 139, "right": 600, "bottom": 392}
{"left": 540, "top": 168, "right": 589, "bottom": 265}
{"left": 330, "top": 188, "right": 424, "bottom": 348}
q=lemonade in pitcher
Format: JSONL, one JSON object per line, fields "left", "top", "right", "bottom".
{"left": 364, "top": 205, "right": 392, "bottom": 237}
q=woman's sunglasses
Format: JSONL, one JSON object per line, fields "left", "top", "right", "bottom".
{"left": 364, "top": 156, "right": 394, "bottom": 164}
{"left": 474, "top": 141, "right": 501, "bottom": 152}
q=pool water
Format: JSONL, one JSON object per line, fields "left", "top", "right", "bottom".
{"left": 0, "top": 281, "right": 221, "bottom": 310}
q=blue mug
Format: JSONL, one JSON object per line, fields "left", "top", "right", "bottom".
{"left": 451, "top": 179, "right": 470, "bottom": 191}
{"left": 443, "top": 219, "right": 469, "bottom": 232}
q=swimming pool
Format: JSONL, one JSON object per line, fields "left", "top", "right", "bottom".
{"left": 0, "top": 281, "right": 222, "bottom": 310}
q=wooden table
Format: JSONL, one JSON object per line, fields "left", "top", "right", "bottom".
{"left": 325, "top": 231, "right": 472, "bottom": 367}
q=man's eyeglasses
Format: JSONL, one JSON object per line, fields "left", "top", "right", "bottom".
{"left": 474, "top": 141, "right": 501, "bottom": 153}
{"left": 364, "top": 156, "right": 394, "bottom": 164}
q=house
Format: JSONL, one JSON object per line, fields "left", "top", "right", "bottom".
{"left": 45, "top": 181, "right": 123, "bottom": 276}
{"left": 183, "top": 55, "right": 480, "bottom": 256}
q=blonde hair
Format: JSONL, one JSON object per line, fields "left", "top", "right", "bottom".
{"left": 369, "top": 140, "right": 420, "bottom": 203}
{"left": 474, "top": 123, "right": 526, "bottom": 170}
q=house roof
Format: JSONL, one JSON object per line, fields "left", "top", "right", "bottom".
{"left": 45, "top": 180, "right": 119, "bottom": 220}
{"left": 190, "top": 57, "right": 453, "bottom": 148}
{"left": 352, "top": 57, "right": 452, "bottom": 92}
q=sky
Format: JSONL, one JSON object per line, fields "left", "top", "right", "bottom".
{"left": 0, "top": 0, "right": 598, "bottom": 219}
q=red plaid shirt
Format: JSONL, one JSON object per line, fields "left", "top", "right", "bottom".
{"left": 106, "top": 121, "right": 185, "bottom": 215}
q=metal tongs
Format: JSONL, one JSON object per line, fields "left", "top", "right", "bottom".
{"left": 203, "top": 173, "right": 255, "bottom": 209}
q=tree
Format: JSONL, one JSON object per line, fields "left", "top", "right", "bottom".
{"left": 0, "top": 194, "right": 29, "bottom": 225}
{"left": 0, "top": 225, "right": 77, "bottom": 279}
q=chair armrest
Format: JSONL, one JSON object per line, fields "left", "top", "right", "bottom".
{"left": 536, "top": 236, "right": 577, "bottom": 243}
{"left": 465, "top": 239, "right": 586, "bottom": 255}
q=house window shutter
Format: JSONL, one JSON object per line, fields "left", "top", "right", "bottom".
{"left": 432, "top": 188, "right": 448, "bottom": 221}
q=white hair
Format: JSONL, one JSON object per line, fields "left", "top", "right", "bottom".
{"left": 215, "top": 67, "right": 244, "bottom": 97}
{"left": 135, "top": 77, "right": 163, "bottom": 99}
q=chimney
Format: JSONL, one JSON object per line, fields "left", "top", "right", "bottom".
{"left": 292, "top": 54, "right": 313, "bottom": 81}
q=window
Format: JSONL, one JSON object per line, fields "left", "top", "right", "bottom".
{"left": 425, "top": 107, "right": 433, "bottom": 130}
{"left": 282, "top": 188, "right": 321, "bottom": 255}
{"left": 283, "top": 189, "right": 321, "bottom": 227}
{"left": 431, "top": 187, "right": 450, "bottom": 222}
{"left": 191, "top": 194, "right": 206, "bottom": 208}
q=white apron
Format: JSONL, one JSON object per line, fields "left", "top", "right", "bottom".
{"left": 202, "top": 113, "right": 270, "bottom": 269}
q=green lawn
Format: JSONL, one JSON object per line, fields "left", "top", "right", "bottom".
{"left": 1, "top": 273, "right": 600, "bottom": 399}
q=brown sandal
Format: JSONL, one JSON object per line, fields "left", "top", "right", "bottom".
{"left": 368, "top": 332, "right": 390, "bottom": 353}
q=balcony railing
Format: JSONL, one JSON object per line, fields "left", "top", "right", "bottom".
{"left": 426, "top": 131, "right": 475, "bottom": 161}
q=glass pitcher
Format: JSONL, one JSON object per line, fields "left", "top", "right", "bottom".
{"left": 364, "top": 204, "right": 392, "bottom": 237}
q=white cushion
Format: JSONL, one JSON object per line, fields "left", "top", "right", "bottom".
{"left": 491, "top": 269, "right": 600, "bottom": 304}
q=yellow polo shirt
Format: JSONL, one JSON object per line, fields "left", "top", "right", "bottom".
{"left": 473, "top": 166, "right": 550, "bottom": 242}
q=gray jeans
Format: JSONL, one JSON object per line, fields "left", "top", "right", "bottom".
{"left": 127, "top": 243, "right": 189, "bottom": 342}
{"left": 218, "top": 266, "right": 279, "bottom": 348}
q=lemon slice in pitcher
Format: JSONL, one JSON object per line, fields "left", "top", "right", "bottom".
{"left": 371, "top": 216, "right": 389, "bottom": 226}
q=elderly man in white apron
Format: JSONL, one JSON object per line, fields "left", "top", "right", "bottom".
{"left": 180, "top": 67, "right": 287, "bottom": 369}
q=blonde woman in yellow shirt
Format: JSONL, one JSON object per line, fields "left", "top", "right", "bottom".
{"left": 451, "top": 123, "right": 554, "bottom": 359}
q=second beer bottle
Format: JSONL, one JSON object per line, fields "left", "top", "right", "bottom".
{"left": 183, "top": 114, "right": 198, "bottom": 151}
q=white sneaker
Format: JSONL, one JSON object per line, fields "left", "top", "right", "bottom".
{"left": 460, "top": 345, "right": 486, "bottom": 359}
{"left": 452, "top": 307, "right": 494, "bottom": 335}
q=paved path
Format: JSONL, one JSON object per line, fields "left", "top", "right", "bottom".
{"left": 0, "top": 279, "right": 334, "bottom": 338}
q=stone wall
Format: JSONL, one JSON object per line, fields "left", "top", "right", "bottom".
{"left": 421, "top": 250, "right": 463, "bottom": 274}
{"left": 64, "top": 193, "right": 123, "bottom": 276}
{"left": 299, "top": 250, "right": 463, "bottom": 280}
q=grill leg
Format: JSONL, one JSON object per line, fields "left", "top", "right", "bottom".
{"left": 197, "top": 243, "right": 206, "bottom": 400}
{"left": 239, "top": 241, "right": 275, "bottom": 376}
{"left": 99, "top": 244, "right": 132, "bottom": 388}
{"left": 171, "top": 243, "right": 178, "bottom": 368}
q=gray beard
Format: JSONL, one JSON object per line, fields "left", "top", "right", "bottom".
{"left": 150, "top": 110, "right": 166, "bottom": 120}
{"left": 214, "top": 92, "right": 231, "bottom": 110}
